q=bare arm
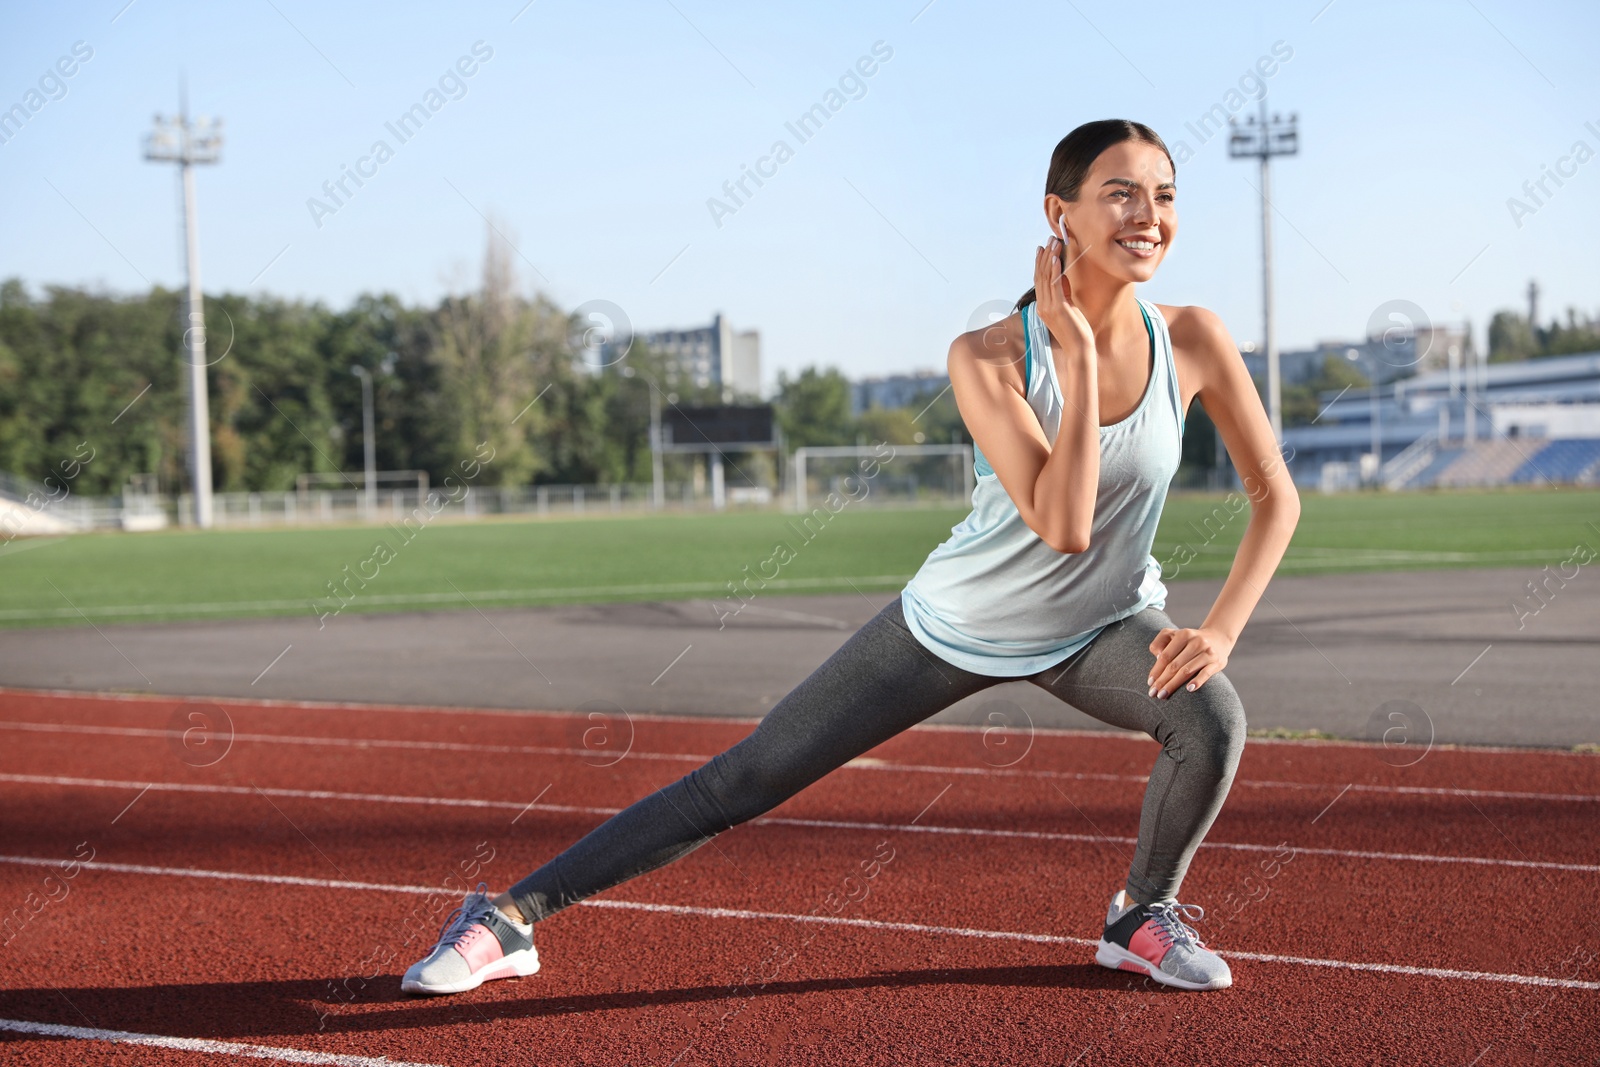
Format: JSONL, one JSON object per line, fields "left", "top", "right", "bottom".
{"left": 1147, "top": 306, "right": 1301, "bottom": 699}
{"left": 947, "top": 236, "right": 1102, "bottom": 553}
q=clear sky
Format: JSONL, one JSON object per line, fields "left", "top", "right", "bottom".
{"left": 2, "top": 0, "right": 1596, "bottom": 397}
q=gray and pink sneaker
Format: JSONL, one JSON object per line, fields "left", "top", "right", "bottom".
{"left": 1094, "top": 889, "right": 1232, "bottom": 990}
{"left": 401, "top": 884, "right": 540, "bottom": 995}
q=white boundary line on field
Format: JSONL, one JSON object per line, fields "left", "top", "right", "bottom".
{"left": 0, "top": 1016, "right": 451, "bottom": 1066}
{"left": 3, "top": 720, "right": 1596, "bottom": 803}
{"left": 0, "top": 547, "right": 1568, "bottom": 622}
{"left": 2, "top": 773, "right": 1595, "bottom": 874}
{"left": 0, "top": 854, "right": 1594, "bottom": 992}
{"left": 0, "top": 575, "right": 915, "bottom": 622}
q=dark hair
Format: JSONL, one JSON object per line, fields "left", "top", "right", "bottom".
{"left": 1014, "top": 119, "right": 1176, "bottom": 312}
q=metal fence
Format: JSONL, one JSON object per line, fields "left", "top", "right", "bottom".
{"left": 2, "top": 472, "right": 979, "bottom": 533}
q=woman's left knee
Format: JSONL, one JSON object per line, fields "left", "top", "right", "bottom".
{"left": 1167, "top": 673, "right": 1246, "bottom": 771}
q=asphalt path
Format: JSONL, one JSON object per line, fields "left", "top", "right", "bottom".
{"left": 0, "top": 566, "right": 1594, "bottom": 748}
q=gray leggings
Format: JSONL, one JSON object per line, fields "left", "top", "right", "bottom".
{"left": 508, "top": 596, "right": 1247, "bottom": 921}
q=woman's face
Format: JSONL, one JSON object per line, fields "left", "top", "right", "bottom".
{"left": 1047, "top": 139, "right": 1176, "bottom": 284}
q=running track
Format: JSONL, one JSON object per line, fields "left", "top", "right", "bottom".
{"left": 0, "top": 688, "right": 1595, "bottom": 1066}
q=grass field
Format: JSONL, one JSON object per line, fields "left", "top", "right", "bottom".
{"left": 0, "top": 485, "right": 1594, "bottom": 629}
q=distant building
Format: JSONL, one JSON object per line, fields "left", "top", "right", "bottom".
{"left": 1241, "top": 321, "right": 1475, "bottom": 388}
{"left": 851, "top": 370, "right": 950, "bottom": 416}
{"left": 631, "top": 312, "right": 763, "bottom": 402}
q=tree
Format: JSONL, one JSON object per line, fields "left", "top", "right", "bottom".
{"left": 1488, "top": 310, "right": 1537, "bottom": 362}
{"left": 427, "top": 218, "right": 558, "bottom": 487}
{"left": 774, "top": 366, "right": 854, "bottom": 447}
{"left": 1544, "top": 306, "right": 1600, "bottom": 357}
{"left": 898, "top": 382, "right": 966, "bottom": 445}
{"left": 855, "top": 405, "right": 921, "bottom": 445}
{"left": 1280, "top": 354, "right": 1371, "bottom": 428}
{"left": 1489, "top": 306, "right": 1600, "bottom": 361}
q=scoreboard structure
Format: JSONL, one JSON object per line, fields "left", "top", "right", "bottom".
{"left": 652, "top": 403, "right": 780, "bottom": 509}
{"left": 657, "top": 404, "right": 777, "bottom": 452}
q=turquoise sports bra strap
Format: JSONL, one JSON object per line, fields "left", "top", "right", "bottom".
{"left": 1023, "top": 303, "right": 1032, "bottom": 389}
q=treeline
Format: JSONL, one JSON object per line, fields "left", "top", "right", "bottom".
{"left": 1487, "top": 307, "right": 1600, "bottom": 362}
{"left": 0, "top": 235, "right": 967, "bottom": 498}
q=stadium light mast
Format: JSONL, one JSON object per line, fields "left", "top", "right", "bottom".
{"left": 350, "top": 365, "right": 377, "bottom": 517}
{"left": 144, "top": 83, "right": 222, "bottom": 528}
{"left": 1228, "top": 98, "right": 1298, "bottom": 447}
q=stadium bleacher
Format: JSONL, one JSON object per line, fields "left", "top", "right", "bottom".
{"left": 1507, "top": 437, "right": 1600, "bottom": 485}
{"left": 1399, "top": 447, "right": 1466, "bottom": 490}
{"left": 1432, "top": 439, "right": 1531, "bottom": 488}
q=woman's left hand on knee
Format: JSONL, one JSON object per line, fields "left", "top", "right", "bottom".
{"left": 1147, "top": 626, "right": 1234, "bottom": 700}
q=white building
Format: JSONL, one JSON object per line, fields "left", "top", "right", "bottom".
{"left": 639, "top": 312, "right": 762, "bottom": 402}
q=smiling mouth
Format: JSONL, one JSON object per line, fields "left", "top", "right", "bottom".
{"left": 1116, "top": 238, "right": 1160, "bottom": 255}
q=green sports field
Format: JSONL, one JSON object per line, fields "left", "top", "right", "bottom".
{"left": 0, "top": 485, "right": 1594, "bottom": 630}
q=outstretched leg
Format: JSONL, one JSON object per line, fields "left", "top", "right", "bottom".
{"left": 506, "top": 596, "right": 1004, "bottom": 924}
{"left": 1024, "top": 605, "right": 1247, "bottom": 991}
{"left": 1026, "top": 604, "right": 1247, "bottom": 906}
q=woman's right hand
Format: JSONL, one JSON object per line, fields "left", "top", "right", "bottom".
{"left": 1034, "top": 235, "right": 1096, "bottom": 366}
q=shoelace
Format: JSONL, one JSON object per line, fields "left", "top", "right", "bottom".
{"left": 1145, "top": 900, "right": 1206, "bottom": 951}
{"left": 432, "top": 882, "right": 494, "bottom": 950}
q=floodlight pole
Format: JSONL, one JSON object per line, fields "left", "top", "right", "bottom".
{"left": 649, "top": 382, "right": 664, "bottom": 509}
{"left": 351, "top": 365, "right": 376, "bottom": 516}
{"left": 145, "top": 84, "right": 223, "bottom": 528}
{"left": 1228, "top": 98, "right": 1298, "bottom": 448}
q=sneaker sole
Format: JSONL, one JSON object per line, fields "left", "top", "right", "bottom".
{"left": 401, "top": 945, "right": 541, "bottom": 996}
{"left": 1094, "top": 939, "right": 1231, "bottom": 991}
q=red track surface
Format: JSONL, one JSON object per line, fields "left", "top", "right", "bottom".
{"left": 0, "top": 687, "right": 1595, "bottom": 1065}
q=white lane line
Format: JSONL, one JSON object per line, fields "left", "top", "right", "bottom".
{"left": 1, "top": 774, "right": 1594, "bottom": 874}
{"left": 766, "top": 817, "right": 1600, "bottom": 874}
{"left": 0, "top": 855, "right": 1594, "bottom": 992}
{"left": 860, "top": 760, "right": 1600, "bottom": 804}
{"left": 0, "top": 772, "right": 614, "bottom": 817}
{"left": 0, "top": 854, "right": 450, "bottom": 895}
{"left": 1202, "top": 949, "right": 1600, "bottom": 989}
{"left": 0, "top": 721, "right": 709, "bottom": 765}
{"left": 0, "top": 1016, "right": 452, "bottom": 1066}
{"left": 2, "top": 687, "right": 1578, "bottom": 759}
{"left": 5, "top": 721, "right": 1598, "bottom": 803}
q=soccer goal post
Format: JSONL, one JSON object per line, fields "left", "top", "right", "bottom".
{"left": 790, "top": 444, "right": 974, "bottom": 512}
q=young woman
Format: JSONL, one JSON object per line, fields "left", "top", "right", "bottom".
{"left": 402, "top": 118, "right": 1300, "bottom": 996}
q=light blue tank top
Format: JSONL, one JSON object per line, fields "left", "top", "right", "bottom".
{"left": 900, "top": 296, "right": 1186, "bottom": 677}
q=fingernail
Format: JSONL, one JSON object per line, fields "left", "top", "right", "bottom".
{"left": 1157, "top": 689, "right": 1168, "bottom": 699}
{"left": 1147, "top": 686, "right": 1155, "bottom": 697}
